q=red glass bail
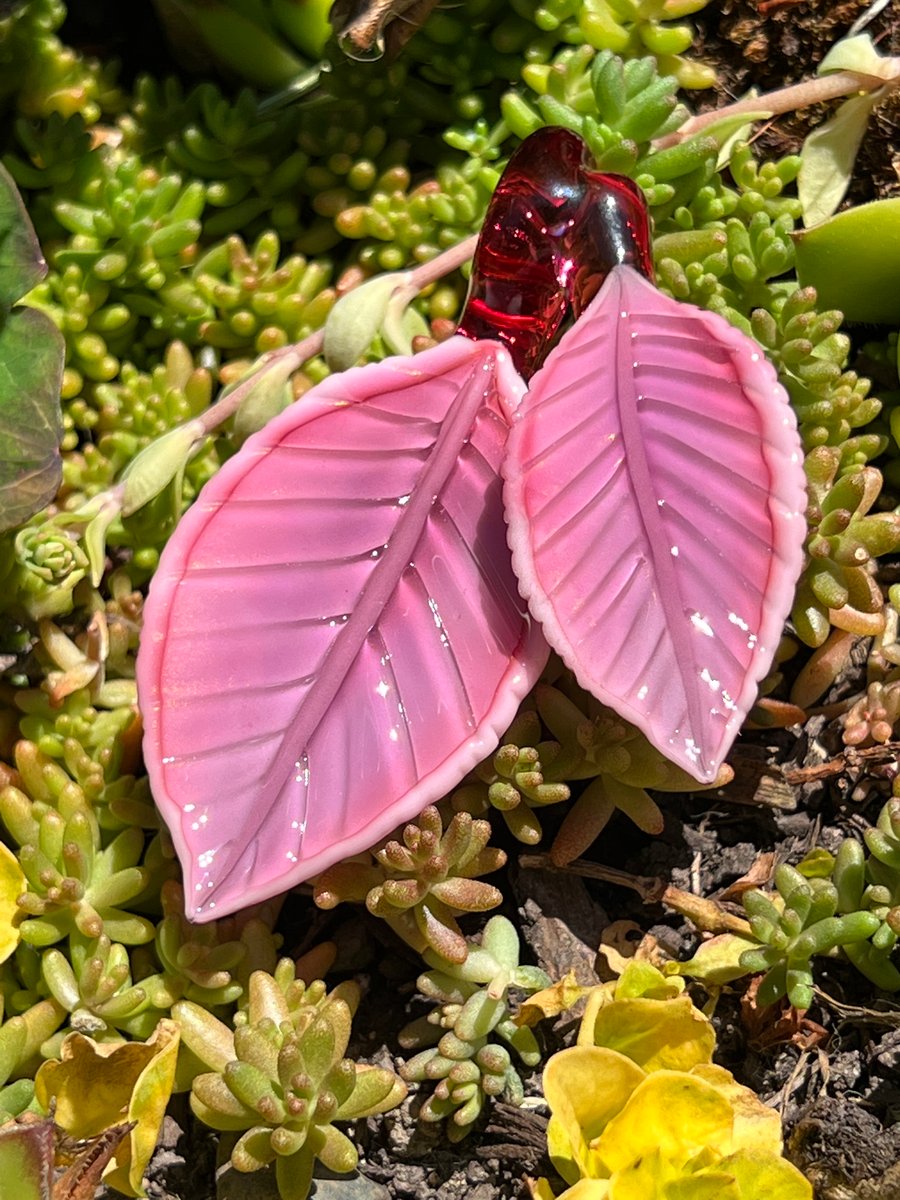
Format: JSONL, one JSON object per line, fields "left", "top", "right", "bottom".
{"left": 457, "top": 127, "right": 653, "bottom": 379}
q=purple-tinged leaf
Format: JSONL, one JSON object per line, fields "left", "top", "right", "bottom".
{"left": 0, "top": 161, "right": 46, "bottom": 308}
{"left": 503, "top": 265, "right": 807, "bottom": 783}
{"left": 138, "top": 337, "right": 548, "bottom": 920}
{"left": 0, "top": 306, "right": 64, "bottom": 533}
{"left": 0, "top": 164, "right": 63, "bottom": 533}
{"left": 0, "top": 1118, "right": 53, "bottom": 1200}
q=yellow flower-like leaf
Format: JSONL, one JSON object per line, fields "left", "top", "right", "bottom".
{"left": 662, "top": 1171, "right": 740, "bottom": 1200}
{"left": 713, "top": 1150, "right": 813, "bottom": 1199}
{"left": 690, "top": 1065, "right": 782, "bottom": 1157}
{"left": 557, "top": 1182, "right": 612, "bottom": 1199}
{"left": 614, "top": 962, "right": 682, "bottom": 1001}
{"left": 609, "top": 1148, "right": 739, "bottom": 1200}
{"left": 596, "top": 1072, "right": 733, "bottom": 1176}
{"left": 34, "top": 1019, "right": 180, "bottom": 1197}
{"left": 585, "top": 994, "right": 715, "bottom": 1074}
{"left": 0, "top": 842, "right": 25, "bottom": 965}
{"left": 544, "top": 1046, "right": 645, "bottom": 1184}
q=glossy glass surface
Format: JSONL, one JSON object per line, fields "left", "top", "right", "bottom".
{"left": 457, "top": 127, "right": 653, "bottom": 378}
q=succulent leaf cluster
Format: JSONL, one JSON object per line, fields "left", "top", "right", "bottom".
{"left": 675, "top": 791, "right": 900, "bottom": 1007}
{"left": 538, "top": 677, "right": 730, "bottom": 863}
{"left": 399, "top": 916, "right": 549, "bottom": 1140}
{"left": 176, "top": 965, "right": 406, "bottom": 1200}
{"left": 314, "top": 806, "right": 506, "bottom": 964}
{"left": 739, "top": 863, "right": 880, "bottom": 1011}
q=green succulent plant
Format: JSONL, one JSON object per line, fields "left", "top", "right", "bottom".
{"left": 176, "top": 966, "right": 406, "bottom": 1200}
{"left": 399, "top": 915, "right": 550, "bottom": 1140}
{"left": 0, "top": 739, "right": 154, "bottom": 949}
{"left": 739, "top": 864, "right": 880, "bottom": 1010}
{"left": 534, "top": 679, "right": 731, "bottom": 864}
{"left": 793, "top": 449, "right": 900, "bottom": 647}
{"left": 313, "top": 806, "right": 507, "bottom": 963}
{"left": 450, "top": 708, "right": 572, "bottom": 845}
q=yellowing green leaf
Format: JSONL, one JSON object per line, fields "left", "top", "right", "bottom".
{"left": 0, "top": 842, "right": 25, "bottom": 965}
{"left": 664, "top": 934, "right": 757, "bottom": 986}
{"left": 596, "top": 1072, "right": 733, "bottom": 1175}
{"left": 517, "top": 972, "right": 591, "bottom": 1027}
{"left": 34, "top": 1020, "right": 180, "bottom": 1197}
{"left": 689, "top": 1065, "right": 782, "bottom": 1157}
{"left": 587, "top": 995, "right": 715, "bottom": 1073}
{"left": 715, "top": 1150, "right": 813, "bottom": 1199}
{"left": 665, "top": 1172, "right": 740, "bottom": 1200}
{"left": 614, "top": 962, "right": 682, "bottom": 1001}
{"left": 544, "top": 1047, "right": 645, "bottom": 1183}
{"left": 817, "top": 32, "right": 898, "bottom": 79}
{"left": 607, "top": 1148, "right": 672, "bottom": 1200}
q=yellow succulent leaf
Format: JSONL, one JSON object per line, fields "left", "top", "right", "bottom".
{"left": 690, "top": 1064, "right": 783, "bottom": 1156}
{"left": 544, "top": 1047, "right": 646, "bottom": 1183}
{"left": 0, "top": 842, "right": 25, "bottom": 965}
{"left": 588, "top": 995, "right": 716, "bottom": 1073}
{"left": 664, "top": 1171, "right": 742, "bottom": 1200}
{"left": 614, "top": 962, "right": 683, "bottom": 1001}
{"left": 609, "top": 1148, "right": 742, "bottom": 1200}
{"left": 518, "top": 972, "right": 592, "bottom": 1027}
{"left": 596, "top": 1071, "right": 733, "bottom": 1176}
{"left": 529, "top": 1178, "right": 559, "bottom": 1200}
{"left": 716, "top": 1150, "right": 814, "bottom": 1200}
{"left": 35, "top": 1019, "right": 180, "bottom": 1197}
{"left": 556, "top": 1181, "right": 612, "bottom": 1199}
{"left": 664, "top": 934, "right": 758, "bottom": 985}
{"left": 607, "top": 1148, "right": 671, "bottom": 1200}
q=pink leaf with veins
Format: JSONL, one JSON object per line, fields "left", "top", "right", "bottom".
{"left": 503, "top": 264, "right": 807, "bottom": 783}
{"left": 138, "top": 337, "right": 548, "bottom": 920}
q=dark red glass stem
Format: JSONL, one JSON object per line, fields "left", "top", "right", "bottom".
{"left": 456, "top": 127, "right": 653, "bottom": 380}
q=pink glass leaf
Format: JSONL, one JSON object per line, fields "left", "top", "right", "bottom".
{"left": 138, "top": 337, "right": 548, "bottom": 920}
{"left": 503, "top": 264, "right": 807, "bottom": 783}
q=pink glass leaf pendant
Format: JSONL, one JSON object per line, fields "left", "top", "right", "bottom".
{"left": 138, "top": 338, "right": 548, "bottom": 919}
{"left": 503, "top": 264, "right": 807, "bottom": 782}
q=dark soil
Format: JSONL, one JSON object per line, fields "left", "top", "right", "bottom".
{"left": 94, "top": 2, "right": 900, "bottom": 1198}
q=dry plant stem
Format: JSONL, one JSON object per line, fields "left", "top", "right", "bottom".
{"left": 195, "top": 232, "right": 480, "bottom": 438}
{"left": 782, "top": 741, "right": 900, "bottom": 784}
{"left": 518, "top": 852, "right": 665, "bottom": 901}
{"left": 654, "top": 69, "right": 894, "bottom": 148}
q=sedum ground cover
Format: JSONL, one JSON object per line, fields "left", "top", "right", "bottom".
{"left": 0, "top": 1, "right": 899, "bottom": 1197}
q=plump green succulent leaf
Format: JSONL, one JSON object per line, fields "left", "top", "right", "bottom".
{"left": 335, "top": 1065, "right": 407, "bottom": 1119}
{"left": 171, "top": 1000, "right": 236, "bottom": 1073}
{"left": 322, "top": 271, "right": 409, "bottom": 371}
{"left": 794, "top": 198, "right": 900, "bottom": 323}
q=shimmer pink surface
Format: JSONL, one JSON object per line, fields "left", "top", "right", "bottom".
{"left": 138, "top": 338, "right": 548, "bottom": 920}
